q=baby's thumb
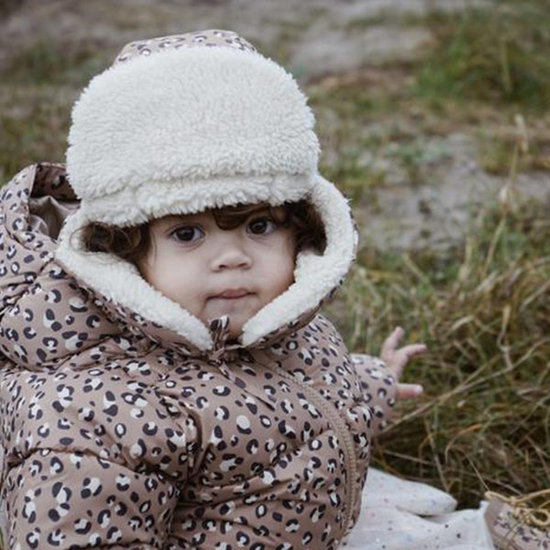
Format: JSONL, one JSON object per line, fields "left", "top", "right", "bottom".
{"left": 396, "top": 383, "right": 424, "bottom": 400}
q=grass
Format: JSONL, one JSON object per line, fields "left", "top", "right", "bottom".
{"left": 415, "top": 0, "right": 550, "bottom": 112}
{"left": 0, "top": 0, "right": 20, "bottom": 18}
{"left": 328, "top": 148, "right": 550, "bottom": 507}
{"left": 304, "top": 9, "right": 550, "bottom": 504}
{"left": 0, "top": 86, "right": 74, "bottom": 181}
{"left": 0, "top": 38, "right": 101, "bottom": 180}
{"left": 306, "top": 0, "right": 550, "bottom": 189}
{"left": 479, "top": 129, "right": 550, "bottom": 175}
{"left": 309, "top": 69, "right": 424, "bottom": 196}
{"left": 4, "top": 39, "right": 108, "bottom": 86}
{"left": 320, "top": 153, "right": 387, "bottom": 203}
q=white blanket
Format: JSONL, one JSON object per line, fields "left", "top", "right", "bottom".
{"left": 343, "top": 469, "right": 494, "bottom": 550}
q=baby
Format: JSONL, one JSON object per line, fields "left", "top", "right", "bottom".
{"left": 0, "top": 30, "right": 423, "bottom": 549}
{"left": 82, "top": 201, "right": 325, "bottom": 342}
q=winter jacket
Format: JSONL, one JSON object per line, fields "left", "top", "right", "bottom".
{"left": 0, "top": 163, "right": 396, "bottom": 549}
{"left": 0, "top": 29, "right": 398, "bottom": 549}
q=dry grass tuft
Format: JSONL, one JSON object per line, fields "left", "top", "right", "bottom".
{"left": 329, "top": 141, "right": 550, "bottom": 506}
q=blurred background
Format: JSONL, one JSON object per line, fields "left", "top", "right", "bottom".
{"left": 1, "top": 0, "right": 549, "bottom": 507}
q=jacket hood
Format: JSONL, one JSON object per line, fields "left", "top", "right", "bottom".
{"left": 56, "top": 177, "right": 356, "bottom": 353}
{"left": 0, "top": 164, "right": 125, "bottom": 370}
{"left": 53, "top": 30, "right": 358, "bottom": 353}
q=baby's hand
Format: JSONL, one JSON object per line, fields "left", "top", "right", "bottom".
{"left": 381, "top": 326, "right": 426, "bottom": 400}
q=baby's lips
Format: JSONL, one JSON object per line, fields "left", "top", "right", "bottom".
{"left": 211, "top": 288, "right": 253, "bottom": 299}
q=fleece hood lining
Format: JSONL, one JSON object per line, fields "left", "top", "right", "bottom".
{"left": 55, "top": 176, "right": 356, "bottom": 351}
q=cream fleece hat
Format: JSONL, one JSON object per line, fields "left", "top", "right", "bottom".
{"left": 57, "top": 30, "right": 357, "bottom": 350}
{"left": 66, "top": 29, "right": 320, "bottom": 225}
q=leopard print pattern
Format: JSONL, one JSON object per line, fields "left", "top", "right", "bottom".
{"left": 350, "top": 354, "right": 396, "bottom": 434}
{"left": 0, "top": 165, "right": 397, "bottom": 549}
{"left": 114, "top": 30, "right": 257, "bottom": 65}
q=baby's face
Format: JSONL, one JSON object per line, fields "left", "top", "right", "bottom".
{"left": 138, "top": 207, "right": 295, "bottom": 338}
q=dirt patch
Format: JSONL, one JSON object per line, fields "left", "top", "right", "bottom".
{"left": 355, "top": 132, "right": 550, "bottom": 249}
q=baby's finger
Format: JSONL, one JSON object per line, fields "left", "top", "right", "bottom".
{"left": 401, "top": 343, "right": 427, "bottom": 359}
{"left": 387, "top": 343, "right": 427, "bottom": 376}
{"left": 396, "top": 383, "right": 423, "bottom": 400}
{"left": 380, "top": 326, "right": 404, "bottom": 358}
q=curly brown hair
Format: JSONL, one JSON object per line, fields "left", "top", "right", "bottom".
{"left": 81, "top": 200, "right": 326, "bottom": 265}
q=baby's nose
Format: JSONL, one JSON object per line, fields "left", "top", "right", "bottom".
{"left": 211, "top": 240, "right": 252, "bottom": 271}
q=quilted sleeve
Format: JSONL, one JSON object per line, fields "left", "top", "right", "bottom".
{"left": 350, "top": 354, "right": 397, "bottom": 435}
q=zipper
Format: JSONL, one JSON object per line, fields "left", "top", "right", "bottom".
{"left": 255, "top": 351, "right": 358, "bottom": 534}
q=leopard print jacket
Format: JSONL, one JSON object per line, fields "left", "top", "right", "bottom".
{"left": 0, "top": 164, "right": 396, "bottom": 549}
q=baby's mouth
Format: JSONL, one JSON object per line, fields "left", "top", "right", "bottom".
{"left": 211, "top": 289, "right": 253, "bottom": 300}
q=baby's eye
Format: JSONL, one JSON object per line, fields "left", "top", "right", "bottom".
{"left": 247, "top": 216, "right": 277, "bottom": 235}
{"left": 171, "top": 226, "right": 204, "bottom": 243}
